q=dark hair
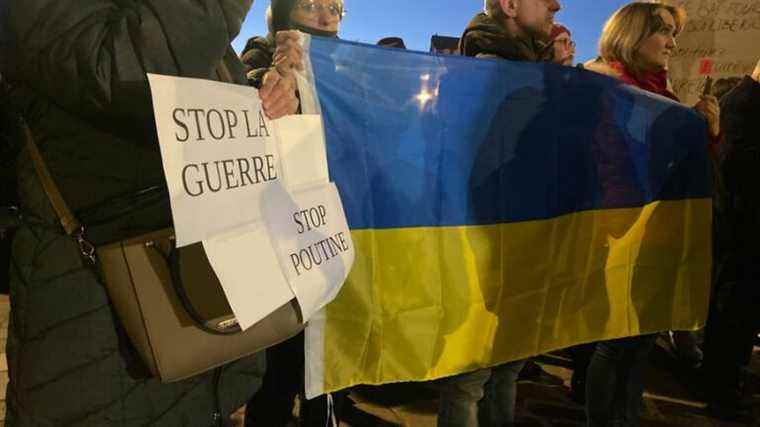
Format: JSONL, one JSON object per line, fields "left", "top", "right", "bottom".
{"left": 377, "top": 37, "right": 406, "bottom": 49}
{"left": 271, "top": 0, "right": 299, "bottom": 33}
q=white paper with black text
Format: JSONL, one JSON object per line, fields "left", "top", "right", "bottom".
{"left": 263, "top": 183, "right": 354, "bottom": 321}
{"left": 147, "top": 74, "right": 283, "bottom": 247}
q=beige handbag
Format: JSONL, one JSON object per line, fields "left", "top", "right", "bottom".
{"left": 23, "top": 117, "right": 305, "bottom": 382}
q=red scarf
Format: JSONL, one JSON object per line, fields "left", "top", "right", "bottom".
{"left": 609, "top": 62, "right": 679, "bottom": 102}
{"left": 609, "top": 62, "right": 722, "bottom": 153}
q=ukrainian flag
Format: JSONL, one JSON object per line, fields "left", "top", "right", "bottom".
{"left": 300, "top": 37, "right": 712, "bottom": 398}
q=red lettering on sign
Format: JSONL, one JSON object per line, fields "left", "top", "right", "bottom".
{"left": 699, "top": 58, "right": 714, "bottom": 75}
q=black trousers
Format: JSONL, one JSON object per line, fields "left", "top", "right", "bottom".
{"left": 0, "top": 230, "right": 12, "bottom": 294}
{"left": 245, "top": 332, "right": 347, "bottom": 426}
{"left": 702, "top": 273, "right": 760, "bottom": 402}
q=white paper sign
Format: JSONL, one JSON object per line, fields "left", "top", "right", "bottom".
{"left": 263, "top": 183, "right": 354, "bottom": 321}
{"left": 669, "top": 0, "right": 760, "bottom": 105}
{"left": 202, "top": 223, "right": 295, "bottom": 330}
{"left": 148, "top": 72, "right": 353, "bottom": 328}
{"left": 274, "top": 114, "right": 329, "bottom": 189}
{"left": 147, "top": 74, "right": 283, "bottom": 247}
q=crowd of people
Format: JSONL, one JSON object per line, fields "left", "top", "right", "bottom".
{"left": 0, "top": 0, "right": 758, "bottom": 426}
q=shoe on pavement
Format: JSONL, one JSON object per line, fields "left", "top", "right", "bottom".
{"left": 517, "top": 361, "right": 565, "bottom": 387}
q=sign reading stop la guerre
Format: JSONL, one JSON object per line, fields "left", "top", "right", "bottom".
{"left": 147, "top": 74, "right": 283, "bottom": 247}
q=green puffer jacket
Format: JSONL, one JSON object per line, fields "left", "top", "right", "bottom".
{"left": 459, "top": 12, "right": 549, "bottom": 62}
{"left": 1, "top": 1, "right": 267, "bottom": 425}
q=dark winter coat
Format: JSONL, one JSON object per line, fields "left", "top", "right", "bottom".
{"left": 241, "top": 34, "right": 277, "bottom": 87}
{"left": 1, "top": 79, "right": 17, "bottom": 294}
{"left": 0, "top": 1, "right": 267, "bottom": 425}
{"left": 715, "top": 76, "right": 760, "bottom": 273}
{"left": 459, "top": 13, "right": 548, "bottom": 62}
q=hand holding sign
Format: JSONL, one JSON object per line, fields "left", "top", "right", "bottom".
{"left": 753, "top": 58, "right": 760, "bottom": 83}
{"left": 260, "top": 69, "right": 300, "bottom": 120}
{"left": 694, "top": 94, "right": 721, "bottom": 138}
{"left": 274, "top": 31, "right": 306, "bottom": 75}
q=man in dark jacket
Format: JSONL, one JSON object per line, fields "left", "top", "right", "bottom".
{"left": 0, "top": 1, "right": 297, "bottom": 425}
{"left": 438, "top": 2, "right": 560, "bottom": 426}
{"left": 459, "top": 0, "right": 557, "bottom": 62}
{"left": 702, "top": 59, "right": 760, "bottom": 421}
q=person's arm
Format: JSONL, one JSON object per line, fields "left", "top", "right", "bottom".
{"left": 244, "top": 31, "right": 303, "bottom": 118}
{"left": 241, "top": 37, "right": 276, "bottom": 88}
{"left": 3, "top": 0, "right": 251, "bottom": 122}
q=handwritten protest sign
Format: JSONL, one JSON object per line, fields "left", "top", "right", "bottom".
{"left": 669, "top": 0, "right": 760, "bottom": 104}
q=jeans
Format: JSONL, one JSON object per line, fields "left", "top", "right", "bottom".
{"left": 437, "top": 360, "right": 526, "bottom": 427}
{"left": 585, "top": 335, "right": 656, "bottom": 427}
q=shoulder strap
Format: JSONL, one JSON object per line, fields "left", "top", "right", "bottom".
{"left": 22, "top": 122, "right": 81, "bottom": 236}
{"left": 216, "top": 60, "right": 234, "bottom": 84}
{"left": 23, "top": 122, "right": 95, "bottom": 263}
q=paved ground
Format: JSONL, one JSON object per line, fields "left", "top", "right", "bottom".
{"left": 2, "top": 296, "right": 757, "bottom": 426}
{"left": 337, "top": 342, "right": 760, "bottom": 427}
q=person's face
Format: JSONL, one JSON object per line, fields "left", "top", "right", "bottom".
{"left": 552, "top": 32, "right": 575, "bottom": 65}
{"left": 289, "top": 0, "right": 342, "bottom": 33}
{"left": 636, "top": 8, "right": 678, "bottom": 72}
{"left": 503, "top": 0, "right": 561, "bottom": 41}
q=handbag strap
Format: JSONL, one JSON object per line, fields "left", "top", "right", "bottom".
{"left": 23, "top": 121, "right": 96, "bottom": 263}
{"left": 26, "top": 118, "right": 240, "bottom": 335}
{"left": 23, "top": 123, "right": 80, "bottom": 235}
{"left": 217, "top": 61, "right": 234, "bottom": 83}
{"left": 168, "top": 244, "right": 242, "bottom": 336}
{"left": 23, "top": 62, "right": 232, "bottom": 260}
{"left": 24, "top": 59, "right": 232, "bottom": 235}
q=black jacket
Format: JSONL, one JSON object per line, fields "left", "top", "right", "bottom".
{"left": 1, "top": 1, "right": 266, "bottom": 425}
{"left": 459, "top": 13, "right": 548, "bottom": 62}
{"left": 241, "top": 34, "right": 277, "bottom": 87}
{"left": 716, "top": 76, "right": 760, "bottom": 266}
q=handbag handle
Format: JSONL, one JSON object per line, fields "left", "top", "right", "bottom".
{"left": 163, "top": 59, "right": 245, "bottom": 336}
{"left": 167, "top": 243, "right": 243, "bottom": 336}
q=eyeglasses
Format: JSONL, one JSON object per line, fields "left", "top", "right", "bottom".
{"left": 554, "top": 37, "right": 576, "bottom": 49}
{"left": 295, "top": 0, "right": 344, "bottom": 18}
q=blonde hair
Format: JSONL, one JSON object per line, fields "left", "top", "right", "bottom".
{"left": 599, "top": 1, "right": 686, "bottom": 76}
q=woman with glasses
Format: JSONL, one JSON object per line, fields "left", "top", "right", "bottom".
{"left": 242, "top": 1, "right": 345, "bottom": 426}
{"left": 548, "top": 23, "right": 575, "bottom": 66}
{"left": 241, "top": 0, "right": 344, "bottom": 92}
